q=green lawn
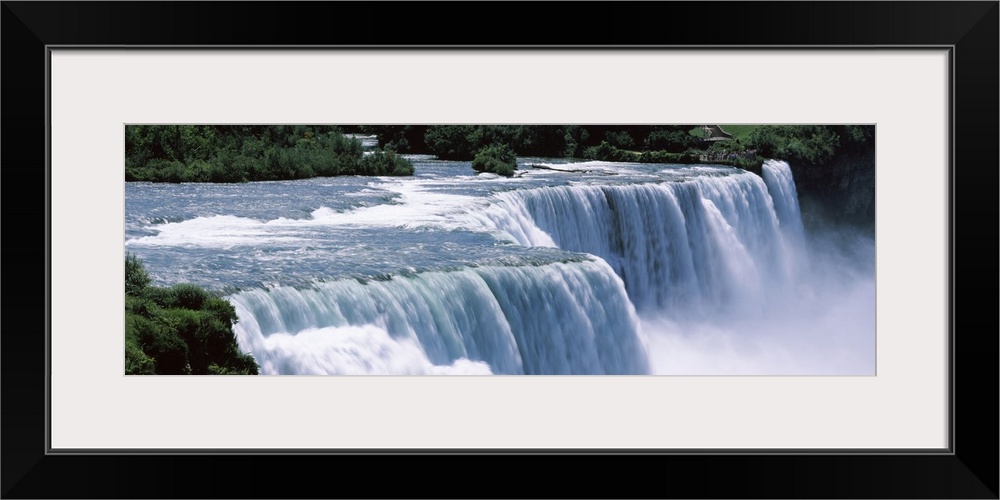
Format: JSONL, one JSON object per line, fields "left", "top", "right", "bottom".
{"left": 718, "top": 125, "right": 758, "bottom": 140}
{"left": 688, "top": 127, "right": 708, "bottom": 138}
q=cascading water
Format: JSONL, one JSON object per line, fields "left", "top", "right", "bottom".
{"left": 127, "top": 157, "right": 873, "bottom": 375}
{"left": 761, "top": 159, "right": 805, "bottom": 242}
{"left": 228, "top": 260, "right": 649, "bottom": 375}
{"left": 761, "top": 159, "right": 807, "bottom": 278}
{"left": 474, "top": 161, "right": 803, "bottom": 319}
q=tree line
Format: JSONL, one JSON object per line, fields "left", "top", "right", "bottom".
{"left": 125, "top": 124, "right": 874, "bottom": 181}
{"left": 359, "top": 125, "right": 701, "bottom": 160}
{"left": 125, "top": 125, "right": 413, "bottom": 182}
{"left": 361, "top": 124, "right": 872, "bottom": 174}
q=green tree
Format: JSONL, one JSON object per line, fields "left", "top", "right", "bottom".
{"left": 124, "top": 125, "right": 403, "bottom": 183}
{"left": 471, "top": 143, "right": 518, "bottom": 177}
{"left": 124, "top": 256, "right": 259, "bottom": 375}
{"left": 424, "top": 125, "right": 484, "bottom": 160}
{"left": 359, "top": 149, "right": 415, "bottom": 176}
{"left": 645, "top": 127, "right": 695, "bottom": 153}
{"left": 604, "top": 130, "right": 635, "bottom": 150}
{"left": 125, "top": 253, "right": 151, "bottom": 295}
{"left": 744, "top": 125, "right": 840, "bottom": 165}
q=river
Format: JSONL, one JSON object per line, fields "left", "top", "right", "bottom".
{"left": 125, "top": 156, "right": 875, "bottom": 375}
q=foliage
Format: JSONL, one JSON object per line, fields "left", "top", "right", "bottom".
{"left": 126, "top": 312, "right": 190, "bottom": 374}
{"left": 581, "top": 141, "right": 615, "bottom": 161}
{"left": 838, "top": 125, "right": 875, "bottom": 153}
{"left": 125, "top": 125, "right": 406, "bottom": 182}
{"left": 471, "top": 143, "right": 518, "bottom": 177}
{"left": 125, "top": 125, "right": 873, "bottom": 181}
{"left": 744, "top": 125, "right": 841, "bottom": 166}
{"left": 423, "top": 125, "right": 484, "bottom": 160}
{"left": 336, "top": 126, "right": 694, "bottom": 161}
{"left": 418, "top": 125, "right": 706, "bottom": 160}
{"left": 125, "top": 338, "right": 156, "bottom": 375}
{"left": 358, "top": 149, "right": 415, "bottom": 176}
{"left": 688, "top": 127, "right": 709, "bottom": 138}
{"left": 359, "top": 125, "right": 428, "bottom": 153}
{"left": 581, "top": 141, "right": 701, "bottom": 164}
{"left": 561, "top": 126, "right": 589, "bottom": 158}
{"left": 603, "top": 130, "right": 635, "bottom": 150}
{"left": 124, "top": 255, "right": 259, "bottom": 375}
{"left": 125, "top": 252, "right": 151, "bottom": 296}
{"left": 644, "top": 127, "right": 696, "bottom": 153}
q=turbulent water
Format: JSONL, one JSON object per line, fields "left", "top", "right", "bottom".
{"left": 125, "top": 155, "right": 875, "bottom": 375}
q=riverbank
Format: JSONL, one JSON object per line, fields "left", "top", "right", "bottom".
{"left": 125, "top": 254, "right": 258, "bottom": 375}
{"left": 125, "top": 125, "right": 413, "bottom": 183}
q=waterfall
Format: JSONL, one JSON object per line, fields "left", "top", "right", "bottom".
{"left": 230, "top": 260, "right": 649, "bottom": 375}
{"left": 761, "top": 159, "right": 807, "bottom": 277}
{"left": 224, "top": 159, "right": 829, "bottom": 375}
{"left": 474, "top": 162, "right": 805, "bottom": 319}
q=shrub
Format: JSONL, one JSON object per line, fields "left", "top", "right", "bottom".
{"left": 125, "top": 126, "right": 389, "bottom": 182}
{"left": 744, "top": 125, "right": 840, "bottom": 166}
{"left": 424, "top": 126, "right": 484, "bottom": 160}
{"left": 127, "top": 313, "right": 190, "bottom": 374}
{"left": 125, "top": 339, "right": 156, "bottom": 375}
{"left": 645, "top": 128, "right": 695, "bottom": 153}
{"left": 358, "top": 149, "right": 414, "bottom": 176}
{"left": 125, "top": 253, "right": 151, "bottom": 295}
{"left": 169, "top": 283, "right": 212, "bottom": 310}
{"left": 145, "top": 159, "right": 187, "bottom": 183}
{"left": 125, "top": 295, "right": 158, "bottom": 317}
{"left": 123, "top": 255, "right": 259, "bottom": 375}
{"left": 471, "top": 143, "right": 517, "bottom": 177}
{"left": 581, "top": 141, "right": 614, "bottom": 161}
{"left": 604, "top": 130, "right": 635, "bottom": 149}
{"left": 181, "top": 159, "right": 213, "bottom": 183}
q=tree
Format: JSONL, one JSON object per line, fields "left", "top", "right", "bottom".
{"left": 424, "top": 125, "right": 484, "bottom": 160}
{"left": 645, "top": 127, "right": 695, "bottom": 153}
{"left": 124, "top": 255, "right": 259, "bottom": 375}
{"left": 471, "top": 143, "right": 517, "bottom": 177}
{"left": 125, "top": 252, "right": 151, "bottom": 295}
{"left": 744, "top": 125, "right": 840, "bottom": 166}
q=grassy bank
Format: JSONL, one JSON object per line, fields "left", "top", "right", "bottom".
{"left": 125, "top": 254, "right": 258, "bottom": 375}
{"left": 125, "top": 125, "right": 413, "bottom": 183}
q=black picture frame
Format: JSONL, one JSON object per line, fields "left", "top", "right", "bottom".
{"left": 3, "top": 2, "right": 996, "bottom": 498}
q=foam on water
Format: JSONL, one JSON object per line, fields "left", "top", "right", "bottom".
{"left": 467, "top": 167, "right": 797, "bottom": 318}
{"left": 127, "top": 158, "right": 874, "bottom": 375}
{"left": 229, "top": 260, "right": 650, "bottom": 375}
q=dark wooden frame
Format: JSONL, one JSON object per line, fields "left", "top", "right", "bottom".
{"left": 3, "top": 2, "right": 996, "bottom": 498}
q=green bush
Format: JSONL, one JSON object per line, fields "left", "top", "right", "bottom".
{"left": 145, "top": 159, "right": 187, "bottom": 183}
{"left": 744, "top": 125, "right": 840, "bottom": 166}
{"left": 124, "top": 256, "right": 259, "bottom": 375}
{"left": 125, "top": 338, "right": 156, "bottom": 375}
{"left": 127, "top": 313, "right": 191, "bottom": 374}
{"left": 604, "top": 130, "right": 635, "bottom": 149}
{"left": 180, "top": 159, "right": 213, "bottom": 182}
{"left": 125, "top": 295, "right": 157, "bottom": 317}
{"left": 471, "top": 143, "right": 517, "bottom": 177}
{"left": 582, "top": 141, "right": 615, "bottom": 161}
{"left": 582, "top": 141, "right": 702, "bottom": 164}
{"left": 124, "top": 125, "right": 405, "bottom": 182}
{"left": 358, "top": 149, "right": 415, "bottom": 176}
{"left": 125, "top": 253, "right": 151, "bottom": 295}
{"left": 424, "top": 125, "right": 484, "bottom": 160}
{"left": 175, "top": 284, "right": 213, "bottom": 310}
{"left": 645, "top": 128, "right": 695, "bottom": 153}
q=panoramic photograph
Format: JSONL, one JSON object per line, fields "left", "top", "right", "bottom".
{"left": 124, "top": 124, "right": 875, "bottom": 375}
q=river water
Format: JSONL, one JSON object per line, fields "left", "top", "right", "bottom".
{"left": 125, "top": 156, "right": 875, "bottom": 375}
